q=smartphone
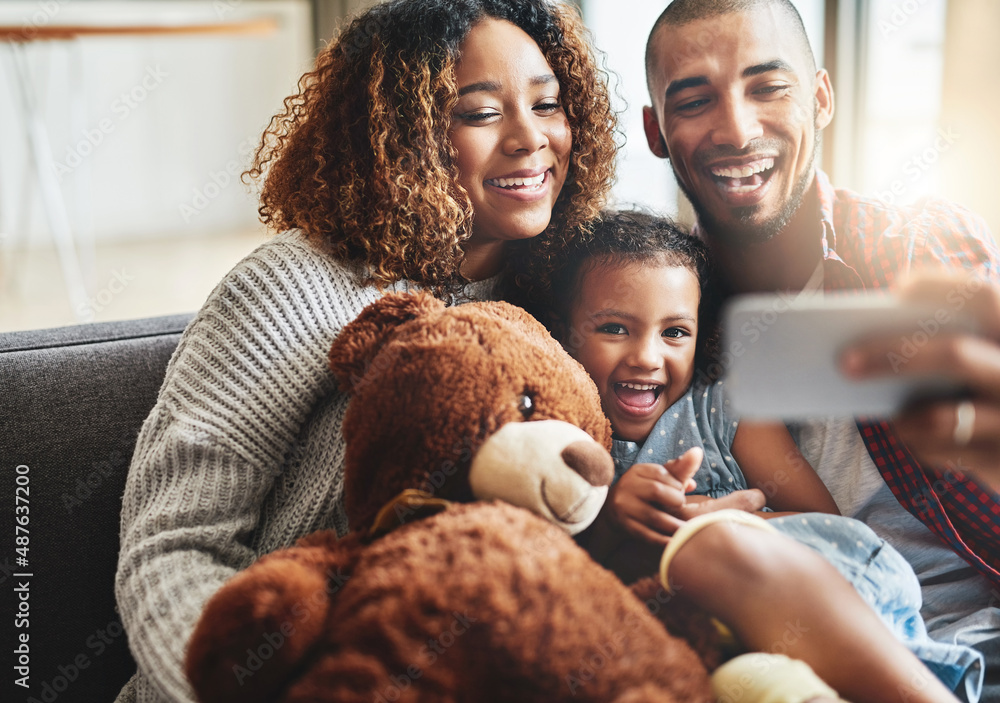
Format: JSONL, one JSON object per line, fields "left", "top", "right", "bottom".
{"left": 721, "top": 291, "right": 976, "bottom": 419}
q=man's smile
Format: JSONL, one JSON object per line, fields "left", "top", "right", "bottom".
{"left": 709, "top": 156, "right": 775, "bottom": 191}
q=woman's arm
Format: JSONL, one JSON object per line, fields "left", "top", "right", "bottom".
{"left": 730, "top": 420, "right": 840, "bottom": 514}
{"left": 115, "top": 234, "right": 368, "bottom": 702}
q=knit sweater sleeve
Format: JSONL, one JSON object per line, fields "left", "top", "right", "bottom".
{"left": 114, "top": 232, "right": 383, "bottom": 702}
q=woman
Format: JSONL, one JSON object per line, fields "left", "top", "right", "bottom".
{"left": 113, "top": 2, "right": 616, "bottom": 701}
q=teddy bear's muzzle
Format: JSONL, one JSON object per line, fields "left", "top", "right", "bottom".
{"left": 468, "top": 419, "right": 611, "bottom": 535}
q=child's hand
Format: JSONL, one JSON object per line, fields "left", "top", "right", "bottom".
{"left": 660, "top": 446, "right": 703, "bottom": 491}
{"left": 608, "top": 447, "right": 703, "bottom": 545}
{"left": 662, "top": 447, "right": 769, "bottom": 519}
{"left": 608, "top": 447, "right": 768, "bottom": 544}
{"left": 680, "top": 490, "right": 767, "bottom": 517}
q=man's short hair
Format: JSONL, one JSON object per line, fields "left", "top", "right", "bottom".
{"left": 645, "top": 0, "right": 817, "bottom": 98}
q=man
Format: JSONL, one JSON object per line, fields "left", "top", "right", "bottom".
{"left": 643, "top": 0, "right": 1000, "bottom": 699}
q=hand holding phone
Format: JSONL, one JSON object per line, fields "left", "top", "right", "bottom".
{"left": 838, "top": 273, "right": 1000, "bottom": 487}
{"left": 721, "top": 289, "right": 978, "bottom": 420}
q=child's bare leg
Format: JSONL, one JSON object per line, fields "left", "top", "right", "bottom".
{"left": 667, "top": 520, "right": 958, "bottom": 703}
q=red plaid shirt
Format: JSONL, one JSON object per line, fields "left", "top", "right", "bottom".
{"left": 813, "top": 169, "right": 1000, "bottom": 589}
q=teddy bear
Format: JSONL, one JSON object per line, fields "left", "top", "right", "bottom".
{"left": 183, "top": 291, "right": 721, "bottom": 703}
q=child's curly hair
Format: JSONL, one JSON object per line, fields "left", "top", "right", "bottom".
{"left": 246, "top": 0, "right": 617, "bottom": 295}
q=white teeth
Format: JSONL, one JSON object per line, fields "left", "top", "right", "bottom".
{"left": 487, "top": 173, "right": 545, "bottom": 188}
{"left": 618, "top": 382, "right": 659, "bottom": 391}
{"left": 710, "top": 158, "right": 775, "bottom": 179}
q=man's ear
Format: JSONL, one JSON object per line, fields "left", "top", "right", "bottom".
{"left": 814, "top": 68, "right": 834, "bottom": 130}
{"left": 643, "top": 106, "right": 670, "bottom": 159}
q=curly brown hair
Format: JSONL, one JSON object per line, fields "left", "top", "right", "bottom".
{"left": 246, "top": 0, "right": 618, "bottom": 294}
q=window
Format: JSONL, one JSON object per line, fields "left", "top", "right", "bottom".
{"left": 830, "top": 0, "right": 950, "bottom": 207}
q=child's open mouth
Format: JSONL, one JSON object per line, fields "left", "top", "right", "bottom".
{"left": 613, "top": 382, "right": 662, "bottom": 410}
{"left": 709, "top": 157, "right": 775, "bottom": 195}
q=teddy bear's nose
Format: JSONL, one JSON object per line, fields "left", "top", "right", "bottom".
{"left": 561, "top": 440, "right": 614, "bottom": 487}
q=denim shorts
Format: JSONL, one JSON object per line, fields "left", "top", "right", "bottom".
{"left": 771, "top": 513, "right": 985, "bottom": 702}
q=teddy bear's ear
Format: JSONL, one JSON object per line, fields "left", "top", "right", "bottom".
{"left": 488, "top": 300, "right": 550, "bottom": 331}
{"left": 329, "top": 291, "right": 444, "bottom": 394}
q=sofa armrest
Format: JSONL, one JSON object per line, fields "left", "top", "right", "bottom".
{"left": 1, "top": 313, "right": 193, "bottom": 702}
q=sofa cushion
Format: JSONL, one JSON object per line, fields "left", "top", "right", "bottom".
{"left": 1, "top": 313, "right": 192, "bottom": 703}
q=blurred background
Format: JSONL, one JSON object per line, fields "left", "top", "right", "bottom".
{"left": 0, "top": 0, "right": 996, "bottom": 332}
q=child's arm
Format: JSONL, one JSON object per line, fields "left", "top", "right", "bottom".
{"left": 602, "top": 447, "right": 767, "bottom": 544}
{"left": 730, "top": 421, "right": 840, "bottom": 515}
{"left": 578, "top": 448, "right": 767, "bottom": 579}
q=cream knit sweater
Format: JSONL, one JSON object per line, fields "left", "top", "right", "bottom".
{"left": 114, "top": 230, "right": 497, "bottom": 702}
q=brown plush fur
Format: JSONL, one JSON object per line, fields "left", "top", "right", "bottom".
{"left": 185, "top": 292, "right": 717, "bottom": 703}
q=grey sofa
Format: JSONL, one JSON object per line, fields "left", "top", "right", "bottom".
{"left": 1, "top": 313, "right": 193, "bottom": 703}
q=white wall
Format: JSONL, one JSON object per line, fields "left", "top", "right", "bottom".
{"left": 0, "top": 0, "right": 313, "bottom": 246}
{"left": 581, "top": 0, "right": 676, "bottom": 215}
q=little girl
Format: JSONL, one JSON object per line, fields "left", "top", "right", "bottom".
{"left": 538, "top": 211, "right": 983, "bottom": 703}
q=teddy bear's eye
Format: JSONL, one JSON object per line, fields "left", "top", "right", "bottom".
{"left": 517, "top": 393, "right": 535, "bottom": 418}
